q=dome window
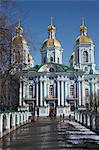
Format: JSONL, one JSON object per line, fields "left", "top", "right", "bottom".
{"left": 49, "top": 68, "right": 54, "bottom": 72}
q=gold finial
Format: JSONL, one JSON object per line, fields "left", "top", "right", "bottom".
{"left": 50, "top": 16, "right": 53, "bottom": 26}
{"left": 82, "top": 17, "right": 85, "bottom": 26}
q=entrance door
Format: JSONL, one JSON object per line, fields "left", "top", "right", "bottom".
{"left": 49, "top": 102, "right": 56, "bottom": 117}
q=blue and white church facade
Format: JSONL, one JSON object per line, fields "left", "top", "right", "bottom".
{"left": 13, "top": 18, "right": 99, "bottom": 117}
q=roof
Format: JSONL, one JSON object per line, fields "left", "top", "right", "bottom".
{"left": 27, "top": 63, "right": 83, "bottom": 73}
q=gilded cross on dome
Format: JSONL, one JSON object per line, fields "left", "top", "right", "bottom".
{"left": 82, "top": 17, "right": 85, "bottom": 26}
{"left": 16, "top": 18, "right": 23, "bottom": 34}
{"left": 18, "top": 18, "right": 21, "bottom": 27}
{"left": 50, "top": 16, "right": 53, "bottom": 26}
{"left": 48, "top": 17, "right": 56, "bottom": 31}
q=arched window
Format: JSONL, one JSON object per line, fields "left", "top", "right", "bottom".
{"left": 85, "top": 88, "right": 89, "bottom": 97}
{"left": 29, "top": 85, "right": 33, "bottom": 98}
{"left": 50, "top": 56, "right": 53, "bottom": 62}
{"left": 57, "top": 57, "right": 59, "bottom": 64}
{"left": 49, "top": 68, "right": 54, "bottom": 72}
{"left": 44, "top": 57, "right": 46, "bottom": 63}
{"left": 70, "top": 85, "right": 74, "bottom": 98}
{"left": 83, "top": 51, "right": 88, "bottom": 63}
{"left": 49, "top": 85, "right": 54, "bottom": 98}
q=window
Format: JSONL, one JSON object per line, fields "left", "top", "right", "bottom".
{"left": 29, "top": 85, "right": 33, "bottom": 98}
{"left": 49, "top": 68, "right": 54, "bottom": 72}
{"left": 50, "top": 56, "right": 53, "bottom": 62}
{"left": 85, "top": 67, "right": 88, "bottom": 71}
{"left": 57, "top": 57, "right": 59, "bottom": 64}
{"left": 85, "top": 88, "right": 89, "bottom": 97}
{"left": 49, "top": 85, "right": 54, "bottom": 97}
{"left": 44, "top": 57, "right": 46, "bottom": 63}
{"left": 70, "top": 104, "right": 75, "bottom": 111}
{"left": 83, "top": 51, "right": 88, "bottom": 63}
{"left": 70, "top": 85, "right": 74, "bottom": 98}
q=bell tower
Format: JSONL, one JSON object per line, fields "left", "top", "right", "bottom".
{"left": 73, "top": 18, "right": 96, "bottom": 73}
{"left": 12, "top": 20, "right": 34, "bottom": 70}
{"left": 40, "top": 17, "right": 63, "bottom": 64}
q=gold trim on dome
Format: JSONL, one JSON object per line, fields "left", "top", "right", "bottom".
{"left": 80, "top": 25, "right": 87, "bottom": 31}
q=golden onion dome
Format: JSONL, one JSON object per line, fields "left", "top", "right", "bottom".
{"left": 76, "top": 35, "right": 93, "bottom": 43}
{"left": 48, "top": 25, "right": 56, "bottom": 31}
{"left": 42, "top": 38, "right": 61, "bottom": 48}
{"left": 12, "top": 20, "right": 27, "bottom": 44}
{"left": 80, "top": 25, "right": 87, "bottom": 32}
{"left": 16, "top": 26, "right": 23, "bottom": 34}
{"left": 12, "top": 35, "right": 27, "bottom": 44}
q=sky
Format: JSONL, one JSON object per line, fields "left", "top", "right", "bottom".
{"left": 5, "top": 0, "right": 99, "bottom": 68}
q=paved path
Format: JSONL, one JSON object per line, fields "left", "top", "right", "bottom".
{"left": 0, "top": 118, "right": 99, "bottom": 150}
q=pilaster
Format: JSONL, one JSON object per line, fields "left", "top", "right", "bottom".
{"left": 58, "top": 80, "right": 60, "bottom": 106}
{"left": 40, "top": 80, "right": 43, "bottom": 106}
{"left": 36, "top": 81, "right": 39, "bottom": 106}
{"left": 61, "top": 81, "right": 64, "bottom": 106}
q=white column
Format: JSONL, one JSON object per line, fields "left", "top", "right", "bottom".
{"left": 12, "top": 113, "right": 16, "bottom": 129}
{"left": 65, "top": 81, "right": 68, "bottom": 105}
{"left": 44, "top": 81, "right": 46, "bottom": 97}
{"left": 17, "top": 113, "right": 20, "bottom": 126}
{"left": 91, "top": 48, "right": 94, "bottom": 64}
{"left": 36, "top": 82, "right": 39, "bottom": 106}
{"left": 82, "top": 80, "right": 85, "bottom": 106}
{"left": 92, "top": 81, "right": 95, "bottom": 103}
{"left": 21, "top": 112, "right": 24, "bottom": 124}
{"left": 23, "top": 81, "right": 25, "bottom": 99}
{"left": 19, "top": 82, "right": 22, "bottom": 106}
{"left": 44, "top": 81, "right": 47, "bottom": 106}
{"left": 95, "top": 82, "right": 98, "bottom": 105}
{"left": 58, "top": 80, "right": 60, "bottom": 106}
{"left": 6, "top": 113, "right": 10, "bottom": 132}
{"left": 78, "top": 81, "right": 81, "bottom": 106}
{"left": 61, "top": 81, "right": 64, "bottom": 106}
{"left": 54, "top": 84, "right": 56, "bottom": 97}
{"left": 40, "top": 80, "right": 43, "bottom": 106}
{"left": 33, "top": 83, "right": 35, "bottom": 98}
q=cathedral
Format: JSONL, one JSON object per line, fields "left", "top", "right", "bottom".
{"left": 12, "top": 18, "right": 99, "bottom": 117}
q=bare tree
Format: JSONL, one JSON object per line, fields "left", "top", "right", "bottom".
{"left": 0, "top": 1, "right": 20, "bottom": 110}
